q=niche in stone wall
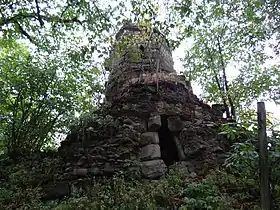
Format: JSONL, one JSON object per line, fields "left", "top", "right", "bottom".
{"left": 158, "top": 115, "right": 179, "bottom": 166}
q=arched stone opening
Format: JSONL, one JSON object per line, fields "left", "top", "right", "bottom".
{"left": 158, "top": 115, "right": 179, "bottom": 166}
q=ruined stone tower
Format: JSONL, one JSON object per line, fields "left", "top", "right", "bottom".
{"left": 59, "top": 23, "right": 226, "bottom": 180}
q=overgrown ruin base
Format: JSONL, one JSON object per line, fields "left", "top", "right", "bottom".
{"left": 58, "top": 23, "right": 229, "bottom": 182}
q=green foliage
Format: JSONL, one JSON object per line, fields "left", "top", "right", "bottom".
{"left": 0, "top": 38, "right": 101, "bottom": 156}
{"left": 224, "top": 140, "right": 259, "bottom": 182}
{"left": 204, "top": 170, "right": 261, "bottom": 209}
{"left": 40, "top": 171, "right": 228, "bottom": 210}
{"left": 67, "top": 112, "right": 115, "bottom": 140}
{"left": 4, "top": 149, "right": 280, "bottom": 210}
{"left": 220, "top": 124, "right": 253, "bottom": 142}
{"left": 0, "top": 159, "right": 233, "bottom": 210}
{"left": 174, "top": 0, "right": 280, "bottom": 119}
{"left": 0, "top": 1, "right": 280, "bottom": 209}
{"left": 223, "top": 131, "right": 280, "bottom": 209}
{"left": 179, "top": 182, "right": 226, "bottom": 210}
{"left": 0, "top": 0, "right": 184, "bottom": 156}
{"left": 0, "top": 153, "right": 63, "bottom": 209}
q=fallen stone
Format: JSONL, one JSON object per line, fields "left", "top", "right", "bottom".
{"left": 148, "top": 115, "right": 161, "bottom": 131}
{"left": 141, "top": 159, "right": 167, "bottom": 179}
{"left": 140, "top": 144, "right": 161, "bottom": 160}
{"left": 140, "top": 132, "right": 159, "bottom": 146}
{"left": 167, "top": 116, "right": 185, "bottom": 132}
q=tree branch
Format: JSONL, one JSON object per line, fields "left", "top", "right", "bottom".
{"left": 0, "top": 13, "right": 38, "bottom": 27}
{"left": 60, "top": 1, "right": 72, "bottom": 17}
{"left": 92, "top": 1, "right": 110, "bottom": 22}
{"left": 0, "top": 12, "right": 85, "bottom": 28}
{"left": 15, "top": 21, "right": 35, "bottom": 43}
{"left": 35, "top": 0, "right": 44, "bottom": 27}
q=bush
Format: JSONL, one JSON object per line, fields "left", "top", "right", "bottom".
{"left": 0, "top": 38, "right": 101, "bottom": 157}
{"left": 0, "top": 154, "right": 63, "bottom": 209}
{"left": 179, "top": 182, "right": 227, "bottom": 210}
{"left": 40, "top": 169, "right": 230, "bottom": 210}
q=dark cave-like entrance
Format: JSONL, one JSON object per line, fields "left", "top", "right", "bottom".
{"left": 158, "top": 116, "right": 179, "bottom": 167}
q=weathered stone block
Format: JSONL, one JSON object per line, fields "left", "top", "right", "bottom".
{"left": 72, "top": 168, "right": 87, "bottom": 177}
{"left": 141, "top": 159, "right": 167, "bottom": 179}
{"left": 140, "top": 144, "right": 161, "bottom": 160}
{"left": 148, "top": 115, "right": 161, "bottom": 131}
{"left": 140, "top": 132, "right": 159, "bottom": 146}
{"left": 88, "top": 167, "right": 102, "bottom": 176}
{"left": 167, "top": 116, "right": 185, "bottom": 132}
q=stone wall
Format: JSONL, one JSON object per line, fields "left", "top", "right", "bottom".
{"left": 57, "top": 23, "right": 229, "bottom": 182}
{"left": 58, "top": 115, "right": 146, "bottom": 179}
{"left": 58, "top": 110, "right": 228, "bottom": 180}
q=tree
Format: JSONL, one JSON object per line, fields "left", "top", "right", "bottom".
{"left": 0, "top": 38, "right": 102, "bottom": 156}
{"left": 0, "top": 0, "right": 178, "bottom": 155}
{"left": 173, "top": 0, "right": 280, "bottom": 121}
{"left": 2, "top": 0, "right": 277, "bottom": 155}
{"left": 0, "top": 0, "right": 119, "bottom": 155}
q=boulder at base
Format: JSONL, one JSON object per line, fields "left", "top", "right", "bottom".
{"left": 141, "top": 159, "right": 167, "bottom": 179}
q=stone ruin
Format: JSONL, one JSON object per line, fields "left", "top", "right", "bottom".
{"left": 58, "top": 23, "right": 228, "bottom": 181}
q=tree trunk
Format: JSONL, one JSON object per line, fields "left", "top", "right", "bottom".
{"left": 217, "top": 36, "right": 235, "bottom": 119}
